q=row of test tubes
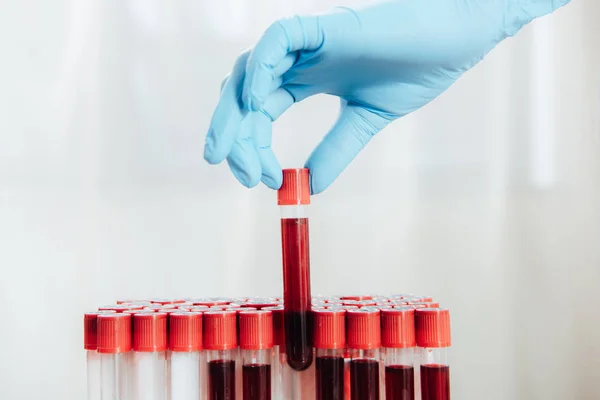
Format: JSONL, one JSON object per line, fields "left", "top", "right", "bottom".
{"left": 84, "top": 294, "right": 450, "bottom": 400}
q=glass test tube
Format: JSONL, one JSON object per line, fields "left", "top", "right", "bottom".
{"left": 239, "top": 310, "right": 274, "bottom": 400}
{"left": 204, "top": 311, "right": 238, "bottom": 400}
{"left": 132, "top": 312, "right": 167, "bottom": 400}
{"left": 97, "top": 313, "right": 132, "bottom": 400}
{"left": 313, "top": 309, "right": 346, "bottom": 400}
{"left": 85, "top": 311, "right": 116, "bottom": 400}
{"left": 381, "top": 308, "right": 416, "bottom": 400}
{"left": 278, "top": 168, "right": 313, "bottom": 371}
{"left": 346, "top": 308, "right": 381, "bottom": 400}
{"left": 415, "top": 309, "right": 451, "bottom": 400}
{"left": 169, "top": 312, "right": 204, "bottom": 400}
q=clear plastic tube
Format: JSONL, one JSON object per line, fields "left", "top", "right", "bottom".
{"left": 418, "top": 348, "right": 449, "bottom": 400}
{"left": 101, "top": 352, "right": 130, "bottom": 400}
{"left": 170, "top": 352, "right": 200, "bottom": 400}
{"left": 87, "top": 351, "right": 101, "bottom": 400}
{"left": 383, "top": 348, "right": 415, "bottom": 400}
{"left": 415, "top": 309, "right": 451, "bottom": 400}
{"left": 346, "top": 308, "right": 381, "bottom": 400}
{"left": 204, "top": 310, "right": 238, "bottom": 400}
{"left": 316, "top": 348, "right": 344, "bottom": 400}
{"left": 132, "top": 312, "right": 167, "bottom": 400}
{"left": 278, "top": 168, "right": 313, "bottom": 371}
{"left": 132, "top": 352, "right": 166, "bottom": 400}
{"left": 168, "top": 311, "right": 203, "bottom": 400}
{"left": 207, "top": 350, "right": 236, "bottom": 399}
{"left": 97, "top": 313, "right": 131, "bottom": 400}
{"left": 381, "top": 307, "right": 416, "bottom": 400}
{"left": 349, "top": 349, "right": 380, "bottom": 400}
{"left": 242, "top": 349, "right": 272, "bottom": 400}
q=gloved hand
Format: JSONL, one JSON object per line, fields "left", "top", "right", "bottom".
{"left": 204, "top": 0, "right": 570, "bottom": 194}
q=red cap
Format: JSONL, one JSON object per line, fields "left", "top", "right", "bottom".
{"left": 411, "top": 302, "right": 439, "bottom": 308}
{"left": 123, "top": 309, "right": 155, "bottom": 315}
{"left": 414, "top": 296, "right": 433, "bottom": 302}
{"left": 381, "top": 308, "right": 416, "bottom": 348}
{"left": 239, "top": 310, "right": 273, "bottom": 350}
{"left": 170, "top": 312, "right": 203, "bottom": 352}
{"left": 188, "top": 306, "right": 209, "bottom": 312}
{"left": 133, "top": 312, "right": 167, "bottom": 352}
{"left": 150, "top": 298, "right": 186, "bottom": 305}
{"left": 99, "top": 304, "right": 144, "bottom": 313}
{"left": 415, "top": 308, "right": 451, "bottom": 348}
{"left": 190, "top": 298, "right": 231, "bottom": 307}
{"left": 313, "top": 309, "right": 346, "bottom": 349}
{"left": 203, "top": 311, "right": 238, "bottom": 350}
{"left": 97, "top": 314, "right": 132, "bottom": 354}
{"left": 262, "top": 306, "right": 284, "bottom": 347}
{"left": 340, "top": 295, "right": 373, "bottom": 301}
{"left": 346, "top": 309, "right": 381, "bottom": 349}
{"left": 278, "top": 168, "right": 310, "bottom": 205}
{"left": 84, "top": 311, "right": 115, "bottom": 350}
{"left": 409, "top": 304, "right": 428, "bottom": 309}
{"left": 357, "top": 300, "right": 377, "bottom": 307}
{"left": 242, "top": 298, "right": 279, "bottom": 310}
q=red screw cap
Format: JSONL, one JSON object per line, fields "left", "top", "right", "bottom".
{"left": 313, "top": 309, "right": 346, "bottom": 349}
{"left": 278, "top": 168, "right": 310, "bottom": 205}
{"left": 415, "top": 308, "right": 451, "bottom": 348}
{"left": 170, "top": 312, "right": 203, "bottom": 352}
{"left": 97, "top": 314, "right": 132, "bottom": 354}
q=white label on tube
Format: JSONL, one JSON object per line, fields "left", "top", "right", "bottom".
{"left": 170, "top": 352, "right": 200, "bottom": 400}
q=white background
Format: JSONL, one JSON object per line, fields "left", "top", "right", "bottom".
{"left": 0, "top": 1, "right": 599, "bottom": 399}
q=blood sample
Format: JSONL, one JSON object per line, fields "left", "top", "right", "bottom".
{"left": 169, "top": 312, "right": 203, "bottom": 400}
{"left": 204, "top": 311, "right": 238, "bottom": 400}
{"left": 97, "top": 313, "right": 132, "bottom": 400}
{"left": 278, "top": 168, "right": 313, "bottom": 371}
{"left": 84, "top": 311, "right": 116, "bottom": 400}
{"left": 239, "top": 310, "right": 273, "bottom": 400}
{"left": 381, "top": 308, "right": 416, "bottom": 400}
{"left": 313, "top": 309, "right": 346, "bottom": 400}
{"left": 132, "top": 312, "right": 167, "bottom": 400}
{"left": 346, "top": 308, "right": 381, "bottom": 400}
{"left": 415, "top": 309, "right": 451, "bottom": 400}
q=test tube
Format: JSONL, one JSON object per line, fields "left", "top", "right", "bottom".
{"left": 239, "top": 310, "right": 274, "bottom": 400}
{"left": 203, "top": 311, "right": 238, "bottom": 400}
{"left": 169, "top": 312, "right": 203, "bottom": 400}
{"left": 313, "top": 309, "right": 346, "bottom": 400}
{"left": 278, "top": 167, "right": 313, "bottom": 371}
{"left": 97, "top": 313, "right": 132, "bottom": 400}
{"left": 346, "top": 308, "right": 381, "bottom": 400}
{"left": 262, "top": 306, "right": 285, "bottom": 398}
{"left": 132, "top": 312, "right": 167, "bottom": 400}
{"left": 381, "top": 308, "right": 416, "bottom": 400}
{"left": 415, "top": 309, "right": 451, "bottom": 400}
{"left": 85, "top": 311, "right": 116, "bottom": 400}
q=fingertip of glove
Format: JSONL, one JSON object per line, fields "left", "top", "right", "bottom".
{"left": 261, "top": 173, "right": 282, "bottom": 190}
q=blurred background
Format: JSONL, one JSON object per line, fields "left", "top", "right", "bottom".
{"left": 0, "top": 0, "right": 599, "bottom": 399}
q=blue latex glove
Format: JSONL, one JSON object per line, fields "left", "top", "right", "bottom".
{"left": 204, "top": 0, "right": 570, "bottom": 194}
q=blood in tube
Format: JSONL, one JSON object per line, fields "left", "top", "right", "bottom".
{"left": 208, "top": 360, "right": 236, "bottom": 400}
{"left": 316, "top": 356, "right": 344, "bottom": 400}
{"left": 279, "top": 168, "right": 313, "bottom": 371}
{"left": 420, "top": 365, "right": 450, "bottom": 400}
{"left": 385, "top": 365, "right": 415, "bottom": 400}
{"left": 242, "top": 364, "right": 271, "bottom": 400}
{"left": 350, "top": 359, "right": 379, "bottom": 400}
